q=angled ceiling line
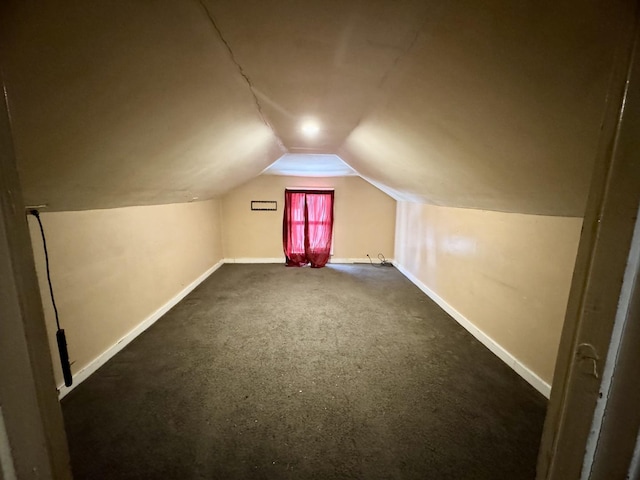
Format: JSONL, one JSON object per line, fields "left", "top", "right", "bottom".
{"left": 196, "top": 0, "right": 287, "bottom": 152}
{"left": 339, "top": 10, "right": 438, "bottom": 154}
{"left": 261, "top": 153, "right": 358, "bottom": 177}
{"left": 376, "top": 13, "right": 432, "bottom": 91}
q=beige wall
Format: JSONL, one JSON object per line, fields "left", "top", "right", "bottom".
{"left": 28, "top": 199, "right": 223, "bottom": 386}
{"left": 394, "top": 201, "right": 582, "bottom": 385}
{"left": 27, "top": 186, "right": 576, "bottom": 391}
{"left": 222, "top": 175, "right": 396, "bottom": 261}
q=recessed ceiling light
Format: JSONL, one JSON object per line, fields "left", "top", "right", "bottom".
{"left": 301, "top": 119, "right": 320, "bottom": 137}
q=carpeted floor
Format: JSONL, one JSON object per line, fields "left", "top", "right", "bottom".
{"left": 61, "top": 264, "right": 546, "bottom": 479}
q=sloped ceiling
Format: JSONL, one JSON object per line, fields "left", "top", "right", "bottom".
{"left": 0, "top": 0, "right": 627, "bottom": 215}
{"left": 263, "top": 154, "right": 357, "bottom": 177}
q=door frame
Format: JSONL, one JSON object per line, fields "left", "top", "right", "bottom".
{"left": 537, "top": 3, "right": 640, "bottom": 478}
{"left": 0, "top": 80, "right": 72, "bottom": 478}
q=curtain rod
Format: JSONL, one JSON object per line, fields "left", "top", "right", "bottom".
{"left": 285, "top": 187, "right": 335, "bottom": 191}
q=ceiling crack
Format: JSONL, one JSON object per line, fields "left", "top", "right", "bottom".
{"left": 377, "top": 15, "right": 431, "bottom": 89}
{"left": 196, "top": 0, "right": 287, "bottom": 152}
{"left": 342, "top": 10, "right": 441, "bottom": 148}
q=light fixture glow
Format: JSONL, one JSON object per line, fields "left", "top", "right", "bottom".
{"left": 300, "top": 119, "right": 320, "bottom": 137}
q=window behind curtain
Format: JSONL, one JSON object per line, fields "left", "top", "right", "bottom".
{"left": 283, "top": 189, "right": 334, "bottom": 268}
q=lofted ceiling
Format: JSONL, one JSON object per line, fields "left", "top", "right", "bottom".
{"left": 263, "top": 154, "right": 357, "bottom": 177}
{"left": 0, "top": 1, "right": 627, "bottom": 215}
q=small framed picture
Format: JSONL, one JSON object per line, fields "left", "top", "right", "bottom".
{"left": 251, "top": 200, "right": 277, "bottom": 211}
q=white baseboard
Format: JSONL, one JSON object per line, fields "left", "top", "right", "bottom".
{"left": 329, "top": 257, "right": 387, "bottom": 264}
{"left": 224, "top": 257, "right": 285, "bottom": 263}
{"left": 64, "top": 257, "right": 544, "bottom": 402}
{"left": 394, "top": 261, "right": 551, "bottom": 398}
{"left": 223, "top": 257, "right": 392, "bottom": 265}
{"left": 57, "top": 259, "right": 225, "bottom": 399}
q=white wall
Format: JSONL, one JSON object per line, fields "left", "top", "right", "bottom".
{"left": 28, "top": 188, "right": 581, "bottom": 397}
{"left": 222, "top": 175, "right": 396, "bottom": 262}
{"left": 394, "top": 201, "right": 582, "bottom": 391}
{"left": 28, "top": 199, "right": 224, "bottom": 388}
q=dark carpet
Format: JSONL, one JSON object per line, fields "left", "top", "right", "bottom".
{"left": 61, "top": 264, "right": 546, "bottom": 479}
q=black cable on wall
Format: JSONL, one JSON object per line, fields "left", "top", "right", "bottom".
{"left": 29, "top": 209, "right": 73, "bottom": 387}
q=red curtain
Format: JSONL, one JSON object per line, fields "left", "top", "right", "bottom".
{"left": 283, "top": 190, "right": 334, "bottom": 268}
